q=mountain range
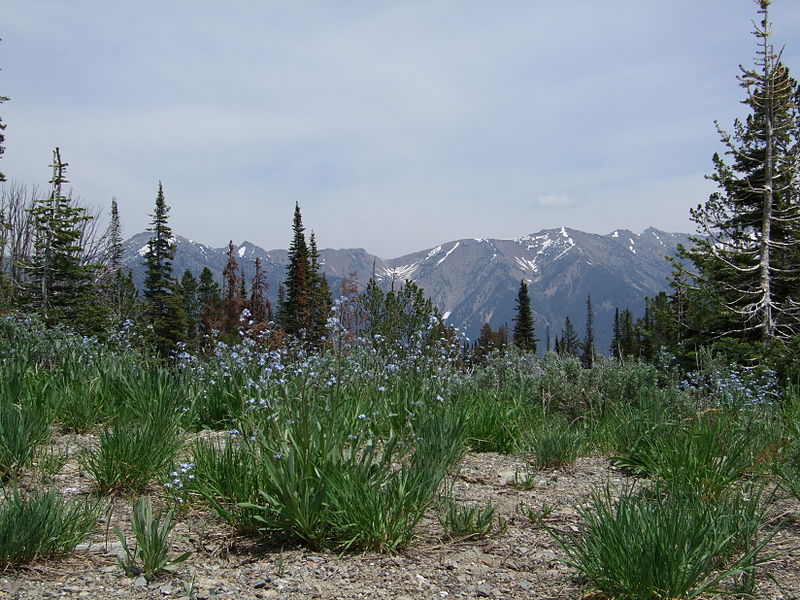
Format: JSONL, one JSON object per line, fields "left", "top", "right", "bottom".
{"left": 121, "top": 227, "right": 694, "bottom": 353}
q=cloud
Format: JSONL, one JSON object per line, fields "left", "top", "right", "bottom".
{"left": 532, "top": 194, "right": 577, "bottom": 210}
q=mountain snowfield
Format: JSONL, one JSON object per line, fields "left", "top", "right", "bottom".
{"left": 122, "top": 226, "right": 693, "bottom": 353}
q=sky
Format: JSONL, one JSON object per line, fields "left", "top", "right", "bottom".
{"left": 2, "top": 1, "right": 800, "bottom": 258}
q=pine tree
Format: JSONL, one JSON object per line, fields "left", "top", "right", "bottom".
{"left": 581, "top": 295, "right": 596, "bottom": 368}
{"left": 102, "top": 198, "right": 133, "bottom": 323}
{"left": 281, "top": 203, "right": 313, "bottom": 338}
{"left": 220, "top": 241, "right": 245, "bottom": 335}
{"left": 181, "top": 270, "right": 200, "bottom": 342}
{"left": 24, "top": 148, "right": 102, "bottom": 332}
{"left": 610, "top": 308, "right": 622, "bottom": 359}
{"left": 675, "top": 0, "right": 800, "bottom": 342}
{"left": 249, "top": 256, "right": 272, "bottom": 325}
{"left": 309, "top": 232, "right": 332, "bottom": 344}
{"left": 142, "top": 183, "right": 186, "bottom": 356}
{"left": 198, "top": 266, "right": 220, "bottom": 335}
{"left": 512, "top": 280, "right": 537, "bottom": 352}
{"left": 558, "top": 316, "right": 580, "bottom": 357}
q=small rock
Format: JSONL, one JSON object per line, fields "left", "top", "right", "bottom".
{"left": 253, "top": 580, "right": 268, "bottom": 589}
{"left": 475, "top": 583, "right": 494, "bottom": 597}
{"left": 133, "top": 576, "right": 148, "bottom": 588}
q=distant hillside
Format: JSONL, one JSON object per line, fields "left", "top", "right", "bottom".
{"left": 122, "top": 227, "right": 693, "bottom": 353}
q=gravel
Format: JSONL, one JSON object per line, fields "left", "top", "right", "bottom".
{"left": 3, "top": 442, "right": 800, "bottom": 600}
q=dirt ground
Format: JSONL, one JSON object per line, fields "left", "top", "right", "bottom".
{"left": 2, "top": 441, "right": 800, "bottom": 600}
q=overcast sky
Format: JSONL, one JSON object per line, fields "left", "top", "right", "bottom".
{"left": 2, "top": 1, "right": 800, "bottom": 257}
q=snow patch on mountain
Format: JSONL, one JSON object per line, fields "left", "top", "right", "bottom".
{"left": 426, "top": 245, "right": 443, "bottom": 260}
{"left": 515, "top": 256, "right": 539, "bottom": 274}
{"left": 380, "top": 262, "right": 420, "bottom": 281}
{"left": 238, "top": 246, "right": 247, "bottom": 258}
{"left": 436, "top": 242, "right": 460, "bottom": 266}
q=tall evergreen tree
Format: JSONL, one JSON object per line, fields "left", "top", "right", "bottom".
{"left": 249, "top": 256, "right": 272, "bottom": 324}
{"left": 142, "top": 183, "right": 186, "bottom": 356}
{"left": 675, "top": 0, "right": 800, "bottom": 342}
{"left": 309, "top": 231, "right": 332, "bottom": 344}
{"left": 181, "top": 269, "right": 201, "bottom": 342}
{"left": 512, "top": 280, "right": 537, "bottom": 352}
{"left": 581, "top": 295, "right": 596, "bottom": 368}
{"left": 610, "top": 308, "right": 622, "bottom": 359}
{"left": 219, "top": 240, "right": 245, "bottom": 335}
{"left": 198, "top": 266, "right": 220, "bottom": 335}
{"left": 24, "top": 148, "right": 101, "bottom": 332}
{"left": 558, "top": 316, "right": 580, "bottom": 357}
{"left": 280, "top": 203, "right": 313, "bottom": 338}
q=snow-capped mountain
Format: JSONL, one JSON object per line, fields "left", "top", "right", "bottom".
{"left": 122, "top": 227, "right": 693, "bottom": 353}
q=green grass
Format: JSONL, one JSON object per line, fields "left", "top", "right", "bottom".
{"left": 0, "top": 487, "right": 100, "bottom": 567}
{"left": 116, "top": 496, "right": 191, "bottom": 581}
{"left": 550, "top": 483, "right": 776, "bottom": 600}
{"left": 81, "top": 416, "right": 185, "bottom": 494}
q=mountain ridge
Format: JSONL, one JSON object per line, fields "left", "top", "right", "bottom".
{"left": 122, "top": 226, "right": 693, "bottom": 353}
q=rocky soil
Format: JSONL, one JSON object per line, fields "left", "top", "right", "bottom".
{"left": 3, "top": 441, "right": 800, "bottom": 600}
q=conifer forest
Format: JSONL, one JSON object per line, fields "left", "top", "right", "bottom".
{"left": 2, "top": 2, "right": 800, "bottom": 598}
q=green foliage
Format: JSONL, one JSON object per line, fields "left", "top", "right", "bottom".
{"left": 142, "top": 183, "right": 186, "bottom": 357}
{"left": 524, "top": 419, "right": 586, "bottom": 470}
{"left": 512, "top": 280, "right": 537, "bottom": 352}
{"left": 674, "top": 1, "right": 800, "bottom": 343}
{"left": 116, "top": 496, "right": 190, "bottom": 581}
{"left": 438, "top": 499, "right": 497, "bottom": 539}
{"left": 0, "top": 369, "right": 53, "bottom": 478}
{"left": 0, "top": 487, "right": 100, "bottom": 568}
{"left": 611, "top": 410, "right": 770, "bottom": 499}
{"left": 22, "top": 149, "right": 105, "bottom": 334}
{"left": 0, "top": 399, "right": 52, "bottom": 479}
{"left": 279, "top": 204, "right": 331, "bottom": 344}
{"left": 196, "top": 390, "right": 465, "bottom": 552}
{"left": 550, "top": 483, "right": 775, "bottom": 600}
{"left": 81, "top": 415, "right": 184, "bottom": 494}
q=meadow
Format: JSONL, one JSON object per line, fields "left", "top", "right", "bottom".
{"left": 1, "top": 313, "right": 799, "bottom": 599}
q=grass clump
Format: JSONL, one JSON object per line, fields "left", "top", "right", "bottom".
{"left": 81, "top": 417, "right": 184, "bottom": 494}
{"left": 550, "top": 483, "right": 776, "bottom": 600}
{"left": 526, "top": 420, "right": 587, "bottom": 470}
{"left": 0, "top": 487, "right": 100, "bottom": 567}
{"left": 611, "top": 411, "right": 768, "bottom": 499}
{"left": 0, "top": 398, "right": 52, "bottom": 480}
{"left": 438, "top": 499, "right": 498, "bottom": 539}
{"left": 116, "top": 496, "right": 190, "bottom": 582}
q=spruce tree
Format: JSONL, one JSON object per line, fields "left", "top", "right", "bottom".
{"left": 249, "top": 257, "right": 272, "bottom": 324}
{"left": 142, "top": 183, "right": 186, "bottom": 356}
{"left": 610, "top": 308, "right": 622, "bottom": 359}
{"left": 280, "top": 203, "right": 313, "bottom": 338}
{"left": 24, "top": 148, "right": 102, "bottom": 332}
{"left": 558, "top": 316, "right": 580, "bottom": 356}
{"left": 512, "top": 280, "right": 537, "bottom": 352}
{"left": 675, "top": 0, "right": 800, "bottom": 342}
{"left": 220, "top": 241, "right": 245, "bottom": 335}
{"left": 309, "top": 231, "right": 332, "bottom": 344}
{"left": 181, "top": 269, "right": 200, "bottom": 342}
{"left": 581, "top": 295, "right": 596, "bottom": 368}
{"left": 198, "top": 266, "right": 221, "bottom": 335}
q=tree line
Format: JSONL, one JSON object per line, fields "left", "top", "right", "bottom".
{"left": 1, "top": 0, "right": 799, "bottom": 374}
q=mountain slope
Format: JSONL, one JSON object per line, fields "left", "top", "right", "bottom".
{"left": 122, "top": 227, "right": 692, "bottom": 353}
